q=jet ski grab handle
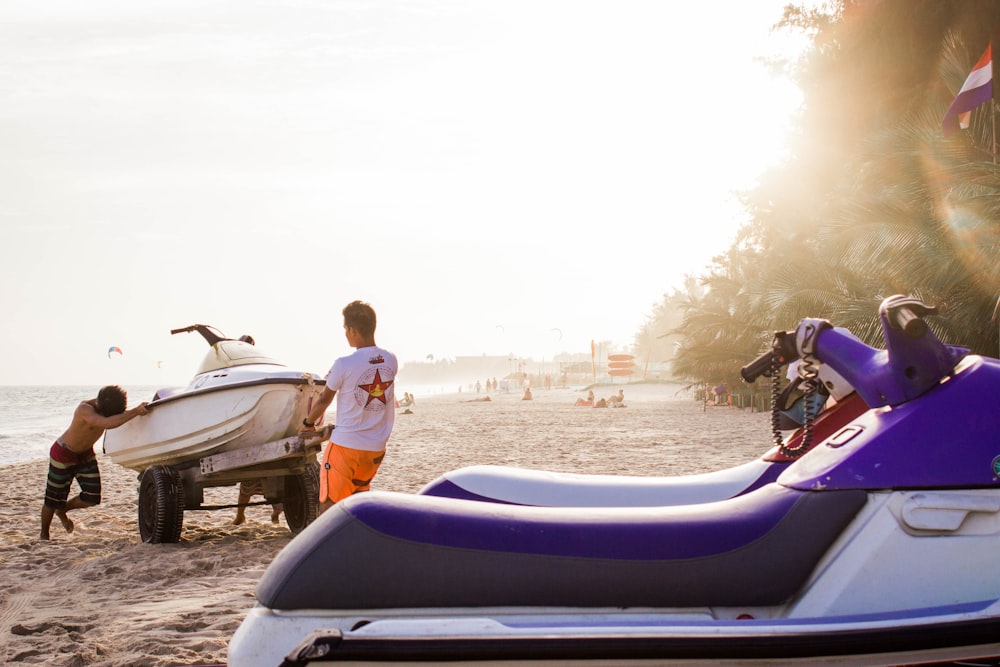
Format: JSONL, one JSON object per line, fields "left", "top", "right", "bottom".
{"left": 170, "top": 324, "right": 228, "bottom": 347}
{"left": 741, "top": 295, "right": 969, "bottom": 409}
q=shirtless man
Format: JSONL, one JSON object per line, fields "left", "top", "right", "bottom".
{"left": 40, "top": 385, "right": 149, "bottom": 539}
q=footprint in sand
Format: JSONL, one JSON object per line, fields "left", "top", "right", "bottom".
{"left": 11, "top": 649, "right": 43, "bottom": 661}
{"left": 11, "top": 621, "right": 56, "bottom": 635}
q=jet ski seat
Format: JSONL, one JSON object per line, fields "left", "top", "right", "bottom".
{"left": 256, "top": 484, "right": 867, "bottom": 612}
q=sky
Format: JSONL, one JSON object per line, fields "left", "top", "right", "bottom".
{"left": 0, "top": 0, "right": 808, "bottom": 387}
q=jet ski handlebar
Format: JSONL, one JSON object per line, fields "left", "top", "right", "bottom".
{"left": 170, "top": 324, "right": 228, "bottom": 347}
{"left": 740, "top": 331, "right": 799, "bottom": 383}
{"left": 740, "top": 295, "right": 968, "bottom": 408}
{"left": 883, "top": 296, "right": 936, "bottom": 338}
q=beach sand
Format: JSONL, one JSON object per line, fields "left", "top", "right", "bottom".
{"left": 0, "top": 383, "right": 771, "bottom": 666}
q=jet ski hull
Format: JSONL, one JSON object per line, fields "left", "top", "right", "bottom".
{"left": 239, "top": 604, "right": 1000, "bottom": 666}
{"left": 104, "top": 374, "right": 324, "bottom": 473}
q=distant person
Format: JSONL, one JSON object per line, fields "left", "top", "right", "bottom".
{"left": 575, "top": 389, "right": 595, "bottom": 407}
{"left": 299, "top": 301, "right": 398, "bottom": 515}
{"left": 232, "top": 479, "right": 283, "bottom": 525}
{"left": 523, "top": 387, "right": 533, "bottom": 400}
{"left": 607, "top": 388, "right": 625, "bottom": 406}
{"left": 712, "top": 382, "right": 730, "bottom": 406}
{"left": 41, "top": 385, "right": 149, "bottom": 540}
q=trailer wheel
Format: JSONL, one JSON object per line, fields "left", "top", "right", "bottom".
{"left": 138, "top": 464, "right": 184, "bottom": 543}
{"left": 283, "top": 462, "right": 319, "bottom": 534}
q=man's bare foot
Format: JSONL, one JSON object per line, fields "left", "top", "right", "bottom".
{"left": 57, "top": 512, "right": 74, "bottom": 534}
{"left": 40, "top": 530, "right": 50, "bottom": 540}
{"left": 232, "top": 514, "right": 246, "bottom": 526}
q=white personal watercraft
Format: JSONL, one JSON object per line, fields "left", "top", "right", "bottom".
{"left": 229, "top": 296, "right": 1000, "bottom": 666}
{"left": 417, "top": 391, "right": 867, "bottom": 508}
{"left": 417, "top": 355, "right": 864, "bottom": 509}
{"left": 103, "top": 325, "right": 327, "bottom": 543}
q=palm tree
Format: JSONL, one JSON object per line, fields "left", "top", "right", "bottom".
{"left": 662, "top": 3, "right": 1000, "bottom": 403}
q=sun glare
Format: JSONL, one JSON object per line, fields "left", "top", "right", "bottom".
{"left": 0, "top": 0, "right": 814, "bottom": 385}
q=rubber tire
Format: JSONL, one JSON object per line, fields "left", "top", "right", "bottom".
{"left": 282, "top": 462, "right": 319, "bottom": 534}
{"left": 138, "top": 464, "right": 184, "bottom": 544}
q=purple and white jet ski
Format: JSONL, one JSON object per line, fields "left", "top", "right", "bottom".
{"left": 229, "top": 295, "right": 1000, "bottom": 666}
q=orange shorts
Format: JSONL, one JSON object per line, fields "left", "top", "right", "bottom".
{"left": 319, "top": 442, "right": 385, "bottom": 504}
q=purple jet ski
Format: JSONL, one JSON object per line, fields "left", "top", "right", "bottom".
{"left": 230, "top": 295, "right": 1000, "bottom": 666}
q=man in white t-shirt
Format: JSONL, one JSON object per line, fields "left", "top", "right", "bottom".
{"left": 300, "top": 300, "right": 398, "bottom": 514}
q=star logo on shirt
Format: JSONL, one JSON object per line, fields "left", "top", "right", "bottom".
{"left": 358, "top": 368, "right": 393, "bottom": 407}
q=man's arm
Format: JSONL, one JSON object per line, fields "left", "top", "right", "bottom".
{"left": 301, "top": 387, "right": 336, "bottom": 432}
{"left": 78, "top": 401, "right": 150, "bottom": 430}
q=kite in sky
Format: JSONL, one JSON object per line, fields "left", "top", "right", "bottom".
{"left": 108, "top": 346, "right": 123, "bottom": 358}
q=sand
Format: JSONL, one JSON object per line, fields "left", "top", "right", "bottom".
{"left": 0, "top": 383, "right": 771, "bottom": 666}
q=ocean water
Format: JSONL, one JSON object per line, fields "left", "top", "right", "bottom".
{"left": 0, "top": 385, "right": 160, "bottom": 465}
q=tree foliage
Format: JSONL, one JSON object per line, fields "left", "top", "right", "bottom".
{"left": 634, "top": 0, "right": 1000, "bottom": 389}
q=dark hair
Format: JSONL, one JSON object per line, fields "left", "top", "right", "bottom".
{"left": 343, "top": 300, "right": 377, "bottom": 338}
{"left": 96, "top": 385, "right": 128, "bottom": 417}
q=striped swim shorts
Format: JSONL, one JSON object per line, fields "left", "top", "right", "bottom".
{"left": 44, "top": 440, "right": 101, "bottom": 510}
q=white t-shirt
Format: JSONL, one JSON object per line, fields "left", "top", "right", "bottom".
{"left": 325, "top": 345, "right": 398, "bottom": 451}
